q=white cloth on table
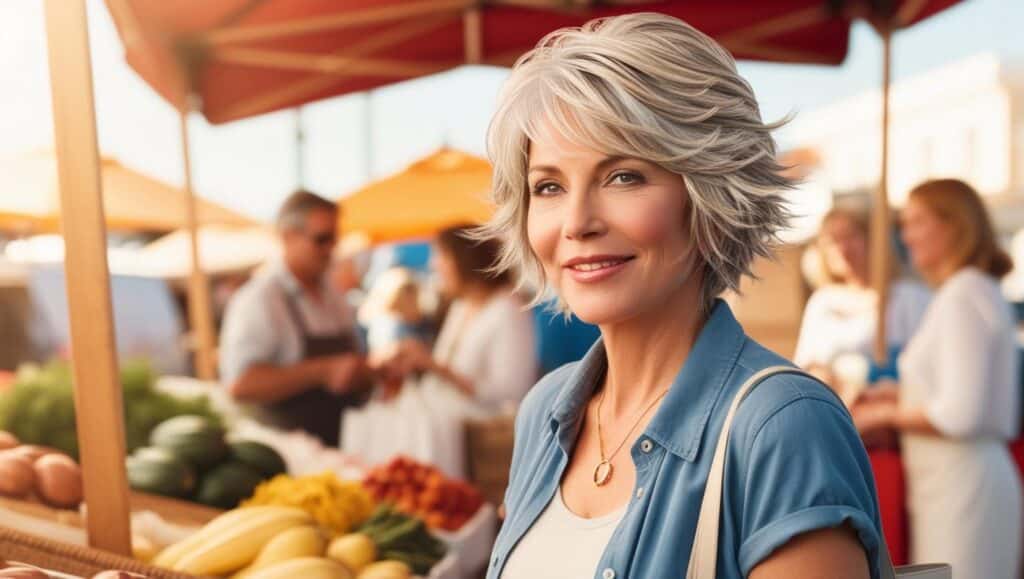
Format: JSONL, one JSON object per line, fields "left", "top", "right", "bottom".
{"left": 343, "top": 291, "right": 537, "bottom": 478}
{"left": 898, "top": 267, "right": 1022, "bottom": 577}
{"left": 793, "top": 278, "right": 931, "bottom": 368}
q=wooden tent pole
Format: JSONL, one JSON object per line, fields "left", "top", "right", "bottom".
{"left": 872, "top": 25, "right": 894, "bottom": 363}
{"left": 42, "top": 0, "right": 131, "bottom": 555}
{"left": 180, "top": 101, "right": 218, "bottom": 381}
{"left": 464, "top": 6, "right": 482, "bottom": 64}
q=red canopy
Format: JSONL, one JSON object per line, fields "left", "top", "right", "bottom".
{"left": 105, "top": 0, "right": 962, "bottom": 124}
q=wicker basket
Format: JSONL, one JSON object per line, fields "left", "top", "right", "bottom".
{"left": 0, "top": 526, "right": 194, "bottom": 579}
{"left": 464, "top": 414, "right": 516, "bottom": 507}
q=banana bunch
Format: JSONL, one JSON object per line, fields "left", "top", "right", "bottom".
{"left": 243, "top": 472, "right": 375, "bottom": 536}
{"left": 152, "top": 506, "right": 314, "bottom": 576}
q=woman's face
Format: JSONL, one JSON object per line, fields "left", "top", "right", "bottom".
{"left": 900, "top": 197, "right": 954, "bottom": 277}
{"left": 820, "top": 215, "right": 868, "bottom": 283}
{"left": 431, "top": 246, "right": 462, "bottom": 298}
{"left": 393, "top": 285, "right": 422, "bottom": 322}
{"left": 526, "top": 127, "right": 697, "bottom": 325}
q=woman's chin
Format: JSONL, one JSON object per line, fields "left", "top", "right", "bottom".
{"left": 563, "top": 295, "right": 641, "bottom": 327}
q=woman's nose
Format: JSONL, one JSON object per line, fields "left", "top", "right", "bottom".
{"left": 563, "top": 189, "right": 606, "bottom": 241}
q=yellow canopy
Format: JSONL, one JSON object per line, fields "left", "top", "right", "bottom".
{"left": 0, "top": 151, "right": 255, "bottom": 234}
{"left": 340, "top": 149, "right": 495, "bottom": 244}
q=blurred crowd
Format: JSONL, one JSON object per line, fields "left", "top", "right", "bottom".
{"left": 216, "top": 177, "right": 1023, "bottom": 575}
{"left": 217, "top": 191, "right": 574, "bottom": 477}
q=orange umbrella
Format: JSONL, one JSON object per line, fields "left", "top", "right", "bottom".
{"left": 0, "top": 152, "right": 254, "bottom": 234}
{"left": 340, "top": 149, "right": 492, "bottom": 244}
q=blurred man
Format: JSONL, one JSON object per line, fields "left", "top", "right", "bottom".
{"left": 219, "top": 191, "right": 369, "bottom": 446}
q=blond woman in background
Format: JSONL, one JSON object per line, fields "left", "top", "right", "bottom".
{"left": 857, "top": 179, "right": 1022, "bottom": 578}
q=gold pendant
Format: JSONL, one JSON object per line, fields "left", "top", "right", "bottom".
{"left": 593, "top": 460, "right": 613, "bottom": 487}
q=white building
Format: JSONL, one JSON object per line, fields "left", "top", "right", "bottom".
{"left": 782, "top": 53, "right": 1024, "bottom": 299}
{"left": 786, "top": 53, "right": 1024, "bottom": 228}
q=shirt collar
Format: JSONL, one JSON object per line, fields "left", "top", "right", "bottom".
{"left": 549, "top": 299, "right": 747, "bottom": 462}
{"left": 271, "top": 259, "right": 328, "bottom": 299}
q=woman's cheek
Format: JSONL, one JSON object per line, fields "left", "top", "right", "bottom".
{"left": 618, "top": 198, "right": 679, "bottom": 246}
{"left": 527, "top": 209, "right": 561, "bottom": 276}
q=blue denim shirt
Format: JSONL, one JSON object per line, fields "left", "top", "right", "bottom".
{"left": 489, "top": 301, "right": 882, "bottom": 579}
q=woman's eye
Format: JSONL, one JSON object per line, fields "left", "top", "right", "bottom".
{"left": 531, "top": 182, "right": 562, "bottom": 196}
{"left": 609, "top": 172, "right": 643, "bottom": 186}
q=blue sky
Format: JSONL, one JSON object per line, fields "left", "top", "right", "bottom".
{"left": 0, "top": 0, "right": 1020, "bottom": 221}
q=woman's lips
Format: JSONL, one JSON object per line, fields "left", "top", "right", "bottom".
{"left": 563, "top": 256, "right": 635, "bottom": 283}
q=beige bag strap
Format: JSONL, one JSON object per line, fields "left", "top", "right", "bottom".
{"left": 685, "top": 366, "right": 898, "bottom": 579}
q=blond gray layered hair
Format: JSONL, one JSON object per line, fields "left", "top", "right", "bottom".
{"left": 480, "top": 13, "right": 794, "bottom": 312}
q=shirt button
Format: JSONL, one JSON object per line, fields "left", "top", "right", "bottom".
{"left": 636, "top": 486, "right": 645, "bottom": 499}
{"left": 640, "top": 439, "right": 654, "bottom": 453}
{"left": 603, "top": 569, "right": 616, "bottom": 579}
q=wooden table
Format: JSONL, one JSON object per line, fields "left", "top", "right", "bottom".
{"left": 0, "top": 492, "right": 221, "bottom": 530}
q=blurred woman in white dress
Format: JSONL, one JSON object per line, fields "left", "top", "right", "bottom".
{"left": 857, "top": 179, "right": 1022, "bottom": 577}
{"left": 795, "top": 205, "right": 930, "bottom": 405}
{"left": 344, "top": 226, "right": 537, "bottom": 477}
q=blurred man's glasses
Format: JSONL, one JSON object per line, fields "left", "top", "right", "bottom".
{"left": 307, "top": 231, "right": 336, "bottom": 247}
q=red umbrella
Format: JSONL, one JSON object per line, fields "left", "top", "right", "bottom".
{"left": 102, "top": 0, "right": 968, "bottom": 376}
{"left": 104, "top": 0, "right": 962, "bottom": 124}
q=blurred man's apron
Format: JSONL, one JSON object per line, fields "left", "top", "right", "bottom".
{"left": 257, "top": 290, "right": 368, "bottom": 447}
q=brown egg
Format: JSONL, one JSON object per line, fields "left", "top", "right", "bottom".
{"left": 9, "top": 445, "right": 59, "bottom": 463}
{"left": 33, "top": 453, "right": 83, "bottom": 509}
{"left": 0, "top": 431, "right": 18, "bottom": 451}
{"left": 0, "top": 452, "right": 35, "bottom": 498}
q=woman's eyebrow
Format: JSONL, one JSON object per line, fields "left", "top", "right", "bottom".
{"left": 528, "top": 155, "right": 633, "bottom": 176}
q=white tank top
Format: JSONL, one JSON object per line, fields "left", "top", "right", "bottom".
{"left": 501, "top": 487, "right": 627, "bottom": 579}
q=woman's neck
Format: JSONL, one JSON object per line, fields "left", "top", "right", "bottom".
{"left": 597, "top": 282, "right": 707, "bottom": 420}
{"left": 927, "top": 261, "right": 963, "bottom": 287}
{"left": 459, "top": 284, "right": 498, "bottom": 307}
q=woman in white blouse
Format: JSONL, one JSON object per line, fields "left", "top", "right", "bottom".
{"left": 795, "top": 206, "right": 930, "bottom": 402}
{"left": 393, "top": 225, "right": 538, "bottom": 414}
{"left": 857, "top": 179, "right": 1022, "bottom": 577}
{"left": 344, "top": 225, "right": 537, "bottom": 477}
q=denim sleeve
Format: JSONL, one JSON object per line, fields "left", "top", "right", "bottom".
{"left": 735, "top": 396, "right": 883, "bottom": 578}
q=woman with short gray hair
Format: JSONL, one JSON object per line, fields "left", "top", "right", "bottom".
{"left": 487, "top": 13, "right": 884, "bottom": 579}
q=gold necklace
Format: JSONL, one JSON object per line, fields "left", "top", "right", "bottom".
{"left": 593, "top": 387, "right": 669, "bottom": 487}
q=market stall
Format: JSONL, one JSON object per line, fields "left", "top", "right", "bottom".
{"left": 0, "top": 151, "right": 254, "bottom": 236}
{"left": 21, "top": 0, "right": 971, "bottom": 577}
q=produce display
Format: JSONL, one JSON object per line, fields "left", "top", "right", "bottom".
{"left": 0, "top": 431, "right": 83, "bottom": 509}
{"left": 362, "top": 457, "right": 484, "bottom": 532}
{"left": 0, "top": 360, "right": 220, "bottom": 460}
{"left": 127, "top": 415, "right": 286, "bottom": 509}
{"left": 243, "top": 472, "right": 374, "bottom": 536}
{"left": 347, "top": 504, "right": 447, "bottom": 575}
{"left": 151, "top": 503, "right": 440, "bottom": 578}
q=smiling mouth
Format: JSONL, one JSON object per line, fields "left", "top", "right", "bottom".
{"left": 570, "top": 259, "right": 629, "bottom": 272}
{"left": 563, "top": 255, "right": 636, "bottom": 271}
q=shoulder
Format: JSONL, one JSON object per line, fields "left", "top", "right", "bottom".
{"left": 236, "top": 269, "right": 285, "bottom": 303}
{"left": 488, "top": 292, "right": 532, "bottom": 322}
{"left": 935, "top": 268, "right": 1009, "bottom": 323}
{"left": 223, "top": 273, "right": 284, "bottom": 321}
{"left": 730, "top": 338, "right": 852, "bottom": 452}
{"left": 941, "top": 267, "right": 998, "bottom": 300}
